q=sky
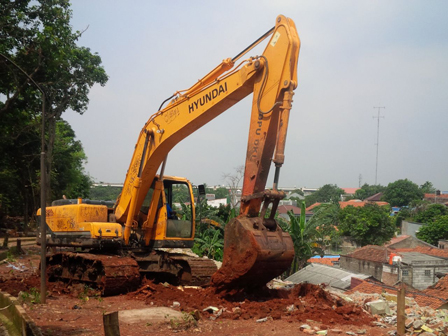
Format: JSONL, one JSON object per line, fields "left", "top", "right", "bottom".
{"left": 63, "top": 1, "right": 448, "bottom": 191}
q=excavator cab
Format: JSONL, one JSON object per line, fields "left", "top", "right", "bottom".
{"left": 138, "top": 176, "right": 196, "bottom": 247}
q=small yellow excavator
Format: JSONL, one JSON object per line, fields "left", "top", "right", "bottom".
{"left": 37, "top": 14, "right": 300, "bottom": 294}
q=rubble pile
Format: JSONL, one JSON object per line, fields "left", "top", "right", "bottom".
{"left": 346, "top": 291, "right": 448, "bottom": 335}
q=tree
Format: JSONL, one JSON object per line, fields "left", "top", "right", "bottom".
{"left": 417, "top": 216, "right": 448, "bottom": 246}
{"left": 222, "top": 165, "right": 244, "bottom": 209}
{"left": 304, "top": 184, "right": 344, "bottom": 207}
{"left": 307, "top": 202, "right": 341, "bottom": 251}
{"left": 1, "top": 0, "right": 108, "bottom": 205}
{"left": 89, "top": 186, "right": 122, "bottom": 201}
{"left": 338, "top": 203, "right": 395, "bottom": 246}
{"left": 420, "top": 181, "right": 436, "bottom": 194}
{"left": 354, "top": 184, "right": 386, "bottom": 200}
{"left": 383, "top": 179, "right": 424, "bottom": 207}
{"left": 414, "top": 204, "right": 447, "bottom": 224}
{"left": 278, "top": 201, "right": 324, "bottom": 273}
{"left": 51, "top": 120, "right": 92, "bottom": 200}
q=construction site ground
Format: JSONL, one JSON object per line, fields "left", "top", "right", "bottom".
{"left": 0, "top": 245, "right": 395, "bottom": 336}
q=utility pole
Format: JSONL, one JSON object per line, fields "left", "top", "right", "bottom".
{"left": 373, "top": 106, "right": 385, "bottom": 185}
{"left": 359, "top": 174, "right": 362, "bottom": 188}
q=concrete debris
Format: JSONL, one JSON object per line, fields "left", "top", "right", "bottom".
{"left": 344, "top": 290, "right": 448, "bottom": 335}
{"left": 267, "top": 278, "right": 295, "bottom": 289}
{"left": 365, "top": 300, "right": 390, "bottom": 315}
{"left": 203, "top": 306, "right": 219, "bottom": 313}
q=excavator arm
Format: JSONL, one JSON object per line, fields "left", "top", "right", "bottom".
{"left": 115, "top": 15, "right": 300, "bottom": 288}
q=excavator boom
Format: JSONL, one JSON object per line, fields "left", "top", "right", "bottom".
{"left": 114, "top": 15, "right": 300, "bottom": 289}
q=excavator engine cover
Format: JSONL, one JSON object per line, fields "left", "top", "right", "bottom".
{"left": 211, "top": 216, "right": 294, "bottom": 290}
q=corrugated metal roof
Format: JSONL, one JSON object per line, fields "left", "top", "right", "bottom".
{"left": 285, "top": 263, "right": 370, "bottom": 290}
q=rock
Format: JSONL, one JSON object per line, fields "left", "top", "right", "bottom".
{"left": 232, "top": 307, "right": 241, "bottom": 314}
{"left": 346, "top": 332, "right": 356, "bottom": 335}
{"left": 171, "top": 301, "right": 180, "bottom": 308}
{"left": 316, "top": 331, "right": 327, "bottom": 335}
{"left": 405, "top": 317, "right": 415, "bottom": 328}
{"left": 300, "top": 324, "right": 311, "bottom": 330}
{"left": 330, "top": 330, "right": 343, "bottom": 334}
{"left": 119, "top": 307, "right": 183, "bottom": 324}
{"left": 356, "top": 329, "right": 366, "bottom": 334}
{"left": 286, "top": 304, "right": 295, "bottom": 312}
{"left": 256, "top": 317, "right": 268, "bottom": 323}
{"left": 414, "top": 320, "right": 425, "bottom": 329}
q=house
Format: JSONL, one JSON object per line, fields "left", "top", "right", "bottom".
{"left": 340, "top": 243, "right": 448, "bottom": 290}
{"left": 424, "top": 193, "right": 448, "bottom": 205}
{"left": 286, "top": 263, "right": 371, "bottom": 290}
{"left": 340, "top": 245, "right": 388, "bottom": 280}
{"left": 277, "top": 205, "right": 301, "bottom": 221}
{"left": 385, "top": 235, "right": 434, "bottom": 249}
{"left": 365, "top": 192, "right": 383, "bottom": 202}
{"left": 341, "top": 188, "right": 360, "bottom": 201}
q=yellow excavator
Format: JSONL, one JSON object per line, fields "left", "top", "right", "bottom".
{"left": 37, "top": 14, "right": 300, "bottom": 295}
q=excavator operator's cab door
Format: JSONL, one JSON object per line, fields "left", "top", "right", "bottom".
{"left": 163, "top": 179, "right": 194, "bottom": 239}
{"left": 140, "top": 176, "right": 196, "bottom": 247}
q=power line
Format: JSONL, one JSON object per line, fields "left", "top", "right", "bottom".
{"left": 373, "top": 106, "right": 385, "bottom": 185}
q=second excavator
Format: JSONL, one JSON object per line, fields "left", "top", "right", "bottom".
{"left": 38, "top": 14, "right": 301, "bottom": 294}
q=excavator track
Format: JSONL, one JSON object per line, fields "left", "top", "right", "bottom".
{"left": 133, "top": 251, "right": 218, "bottom": 286}
{"left": 46, "top": 252, "right": 141, "bottom": 296}
{"left": 46, "top": 250, "right": 218, "bottom": 296}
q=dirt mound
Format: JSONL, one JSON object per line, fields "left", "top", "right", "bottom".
{"left": 129, "top": 279, "right": 373, "bottom": 326}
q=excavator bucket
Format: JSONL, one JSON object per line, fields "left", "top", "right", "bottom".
{"left": 211, "top": 216, "right": 294, "bottom": 290}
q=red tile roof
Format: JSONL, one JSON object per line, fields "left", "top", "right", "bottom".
{"left": 278, "top": 205, "right": 301, "bottom": 215}
{"left": 425, "top": 193, "right": 448, "bottom": 199}
{"left": 342, "top": 188, "right": 360, "bottom": 195}
{"left": 424, "top": 275, "right": 448, "bottom": 301}
{"left": 343, "top": 245, "right": 390, "bottom": 263}
{"left": 308, "top": 257, "right": 339, "bottom": 266}
{"left": 346, "top": 278, "right": 446, "bottom": 309}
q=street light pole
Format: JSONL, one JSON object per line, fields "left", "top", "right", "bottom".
{"left": 0, "top": 53, "right": 47, "bottom": 304}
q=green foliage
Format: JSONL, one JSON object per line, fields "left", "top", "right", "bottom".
{"left": 278, "top": 201, "right": 324, "bottom": 273}
{"left": 339, "top": 203, "right": 395, "bottom": 246}
{"left": 420, "top": 181, "right": 436, "bottom": 194}
{"left": 193, "top": 226, "right": 223, "bottom": 261}
{"left": 304, "top": 184, "right": 344, "bottom": 207}
{"left": 383, "top": 179, "right": 424, "bottom": 207}
{"left": 20, "top": 287, "right": 41, "bottom": 304}
{"left": 308, "top": 202, "right": 342, "bottom": 251}
{"left": 205, "top": 187, "right": 229, "bottom": 200}
{"left": 51, "top": 120, "right": 92, "bottom": 199}
{"left": 0, "top": 0, "right": 108, "bottom": 216}
{"left": 417, "top": 216, "right": 448, "bottom": 246}
{"left": 89, "top": 186, "right": 122, "bottom": 201}
{"left": 354, "top": 184, "right": 386, "bottom": 200}
{"left": 414, "top": 204, "right": 447, "bottom": 224}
